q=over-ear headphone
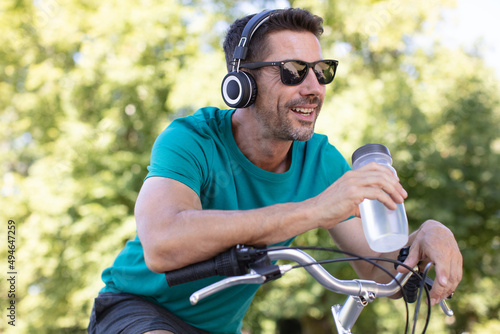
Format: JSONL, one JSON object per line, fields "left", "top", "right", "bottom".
{"left": 221, "top": 10, "right": 276, "bottom": 108}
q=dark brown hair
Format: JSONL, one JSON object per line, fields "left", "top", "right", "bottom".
{"left": 222, "top": 8, "right": 324, "bottom": 71}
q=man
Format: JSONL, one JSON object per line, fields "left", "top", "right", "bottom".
{"left": 88, "top": 8, "right": 462, "bottom": 334}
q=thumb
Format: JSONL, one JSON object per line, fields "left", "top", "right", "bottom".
{"left": 397, "top": 244, "right": 420, "bottom": 273}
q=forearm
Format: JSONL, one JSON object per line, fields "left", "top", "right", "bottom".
{"left": 137, "top": 190, "right": 325, "bottom": 273}
{"left": 365, "top": 230, "right": 418, "bottom": 283}
{"left": 329, "top": 218, "right": 415, "bottom": 286}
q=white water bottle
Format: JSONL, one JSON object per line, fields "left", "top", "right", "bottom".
{"left": 352, "top": 144, "right": 409, "bottom": 253}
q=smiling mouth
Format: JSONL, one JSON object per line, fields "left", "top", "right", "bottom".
{"left": 291, "top": 107, "right": 314, "bottom": 116}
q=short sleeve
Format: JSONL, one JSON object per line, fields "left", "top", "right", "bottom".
{"left": 146, "top": 117, "right": 212, "bottom": 197}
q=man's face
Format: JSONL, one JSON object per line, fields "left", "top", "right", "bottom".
{"left": 251, "top": 30, "right": 326, "bottom": 142}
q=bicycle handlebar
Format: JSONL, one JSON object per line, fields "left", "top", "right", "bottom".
{"left": 165, "top": 246, "right": 408, "bottom": 298}
{"left": 270, "top": 248, "right": 408, "bottom": 297}
{"left": 164, "top": 247, "right": 249, "bottom": 286}
{"left": 164, "top": 245, "right": 454, "bottom": 318}
{"left": 163, "top": 244, "right": 455, "bottom": 334}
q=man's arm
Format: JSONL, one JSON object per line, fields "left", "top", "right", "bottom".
{"left": 136, "top": 177, "right": 319, "bottom": 272}
{"left": 136, "top": 161, "right": 407, "bottom": 273}
{"left": 329, "top": 218, "right": 462, "bottom": 306}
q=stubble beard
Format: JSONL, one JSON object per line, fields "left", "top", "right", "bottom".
{"left": 255, "top": 97, "right": 322, "bottom": 142}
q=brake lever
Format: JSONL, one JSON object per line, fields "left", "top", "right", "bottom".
{"left": 190, "top": 273, "right": 266, "bottom": 305}
{"left": 421, "top": 275, "right": 454, "bottom": 317}
{"left": 440, "top": 299, "right": 454, "bottom": 317}
{"left": 190, "top": 265, "right": 293, "bottom": 305}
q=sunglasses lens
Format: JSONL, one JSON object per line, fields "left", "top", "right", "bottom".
{"left": 314, "top": 61, "right": 336, "bottom": 84}
{"left": 281, "top": 60, "right": 336, "bottom": 85}
{"left": 282, "top": 61, "right": 308, "bottom": 85}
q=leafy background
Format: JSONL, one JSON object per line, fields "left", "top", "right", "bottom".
{"left": 1, "top": 0, "right": 499, "bottom": 333}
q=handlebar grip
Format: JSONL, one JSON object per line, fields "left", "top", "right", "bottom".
{"left": 164, "top": 247, "right": 247, "bottom": 286}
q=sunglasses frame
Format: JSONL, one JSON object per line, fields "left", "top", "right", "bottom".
{"left": 240, "top": 59, "right": 339, "bottom": 86}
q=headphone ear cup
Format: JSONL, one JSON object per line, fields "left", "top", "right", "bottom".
{"left": 221, "top": 71, "right": 257, "bottom": 108}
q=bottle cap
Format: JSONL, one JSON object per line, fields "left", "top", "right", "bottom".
{"left": 352, "top": 143, "right": 391, "bottom": 164}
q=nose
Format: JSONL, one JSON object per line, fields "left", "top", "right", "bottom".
{"left": 299, "top": 68, "right": 325, "bottom": 97}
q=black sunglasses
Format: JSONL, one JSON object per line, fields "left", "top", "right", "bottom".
{"left": 240, "top": 59, "right": 338, "bottom": 86}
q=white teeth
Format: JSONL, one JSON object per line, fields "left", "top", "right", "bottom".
{"left": 292, "top": 108, "right": 314, "bottom": 115}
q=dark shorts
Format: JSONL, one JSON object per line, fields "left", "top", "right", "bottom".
{"left": 87, "top": 292, "right": 209, "bottom": 334}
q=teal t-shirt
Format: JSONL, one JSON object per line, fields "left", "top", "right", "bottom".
{"left": 100, "top": 107, "right": 351, "bottom": 333}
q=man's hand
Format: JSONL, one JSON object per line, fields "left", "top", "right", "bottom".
{"left": 397, "top": 220, "right": 462, "bottom": 306}
{"left": 313, "top": 162, "right": 408, "bottom": 229}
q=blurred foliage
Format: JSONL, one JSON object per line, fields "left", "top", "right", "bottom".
{"left": 1, "top": 0, "right": 499, "bottom": 333}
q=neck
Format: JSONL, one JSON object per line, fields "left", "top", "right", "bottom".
{"left": 231, "top": 109, "right": 293, "bottom": 173}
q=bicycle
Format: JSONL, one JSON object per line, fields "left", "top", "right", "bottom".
{"left": 164, "top": 245, "right": 454, "bottom": 334}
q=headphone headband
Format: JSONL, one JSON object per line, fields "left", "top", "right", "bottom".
{"left": 232, "top": 9, "right": 276, "bottom": 70}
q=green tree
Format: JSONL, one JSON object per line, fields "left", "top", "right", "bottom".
{"left": 244, "top": 0, "right": 500, "bottom": 333}
{"left": 1, "top": 0, "right": 224, "bottom": 332}
{"left": 1, "top": 0, "right": 499, "bottom": 333}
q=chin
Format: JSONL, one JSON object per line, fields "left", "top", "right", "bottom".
{"left": 291, "top": 129, "right": 314, "bottom": 141}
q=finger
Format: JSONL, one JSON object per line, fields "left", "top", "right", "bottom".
{"left": 440, "top": 246, "right": 463, "bottom": 300}
{"left": 430, "top": 253, "right": 458, "bottom": 304}
{"left": 350, "top": 163, "right": 406, "bottom": 197}
{"left": 429, "top": 270, "right": 449, "bottom": 305}
{"left": 433, "top": 239, "right": 462, "bottom": 303}
{"left": 366, "top": 169, "right": 408, "bottom": 202}
{"left": 361, "top": 187, "right": 399, "bottom": 210}
{"left": 360, "top": 162, "right": 406, "bottom": 188}
{"left": 451, "top": 252, "right": 463, "bottom": 293}
{"left": 354, "top": 173, "right": 407, "bottom": 206}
